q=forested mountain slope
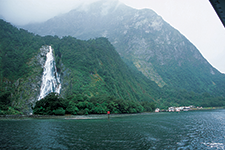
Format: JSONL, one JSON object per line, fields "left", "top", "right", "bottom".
{"left": 21, "top": 0, "right": 225, "bottom": 97}
{"left": 1, "top": 17, "right": 225, "bottom": 114}
{"left": 0, "top": 20, "right": 46, "bottom": 113}
{"left": 0, "top": 19, "right": 162, "bottom": 114}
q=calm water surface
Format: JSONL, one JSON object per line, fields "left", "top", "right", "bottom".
{"left": 1, "top": 109, "right": 225, "bottom": 149}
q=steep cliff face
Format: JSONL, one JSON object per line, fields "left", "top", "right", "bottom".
{"left": 21, "top": 0, "right": 225, "bottom": 96}
{"left": 13, "top": 46, "right": 48, "bottom": 113}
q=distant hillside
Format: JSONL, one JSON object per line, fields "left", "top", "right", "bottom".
{"left": 21, "top": 0, "right": 225, "bottom": 97}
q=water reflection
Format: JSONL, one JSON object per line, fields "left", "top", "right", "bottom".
{"left": 0, "top": 109, "right": 225, "bottom": 149}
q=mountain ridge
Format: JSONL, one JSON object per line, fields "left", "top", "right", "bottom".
{"left": 20, "top": 1, "right": 225, "bottom": 97}
{"left": 1, "top": 18, "right": 225, "bottom": 114}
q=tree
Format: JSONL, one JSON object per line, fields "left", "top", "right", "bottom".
{"left": 32, "top": 92, "right": 66, "bottom": 115}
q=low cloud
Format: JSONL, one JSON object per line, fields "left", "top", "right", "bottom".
{"left": 0, "top": 0, "right": 102, "bottom": 25}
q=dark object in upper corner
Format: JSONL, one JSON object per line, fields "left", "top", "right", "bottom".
{"left": 209, "top": 0, "right": 225, "bottom": 27}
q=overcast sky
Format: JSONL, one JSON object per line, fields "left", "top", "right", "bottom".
{"left": 0, "top": 0, "right": 225, "bottom": 73}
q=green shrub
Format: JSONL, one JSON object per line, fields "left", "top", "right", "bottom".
{"left": 53, "top": 107, "right": 65, "bottom": 115}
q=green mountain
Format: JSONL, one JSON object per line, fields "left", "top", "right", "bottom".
{"left": 1, "top": 4, "right": 225, "bottom": 114}
{"left": 0, "top": 19, "right": 163, "bottom": 114}
{"left": 21, "top": 0, "right": 225, "bottom": 97}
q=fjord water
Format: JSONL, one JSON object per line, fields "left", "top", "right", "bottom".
{"left": 1, "top": 110, "right": 225, "bottom": 149}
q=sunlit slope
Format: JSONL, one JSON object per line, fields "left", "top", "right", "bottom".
{"left": 22, "top": 0, "right": 225, "bottom": 96}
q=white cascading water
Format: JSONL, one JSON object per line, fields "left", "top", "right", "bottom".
{"left": 38, "top": 46, "right": 61, "bottom": 100}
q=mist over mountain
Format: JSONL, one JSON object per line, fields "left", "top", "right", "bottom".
{"left": 21, "top": 0, "right": 225, "bottom": 96}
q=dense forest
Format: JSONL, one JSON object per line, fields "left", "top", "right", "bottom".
{"left": 0, "top": 19, "right": 224, "bottom": 115}
{"left": 33, "top": 92, "right": 155, "bottom": 115}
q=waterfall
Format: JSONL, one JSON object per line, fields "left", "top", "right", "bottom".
{"left": 38, "top": 46, "right": 61, "bottom": 100}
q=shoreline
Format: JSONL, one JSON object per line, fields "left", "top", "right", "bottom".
{"left": 190, "top": 107, "right": 224, "bottom": 110}
{"left": 0, "top": 113, "right": 143, "bottom": 120}
{"left": 0, "top": 107, "right": 224, "bottom": 120}
{"left": 158, "top": 106, "right": 224, "bottom": 112}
